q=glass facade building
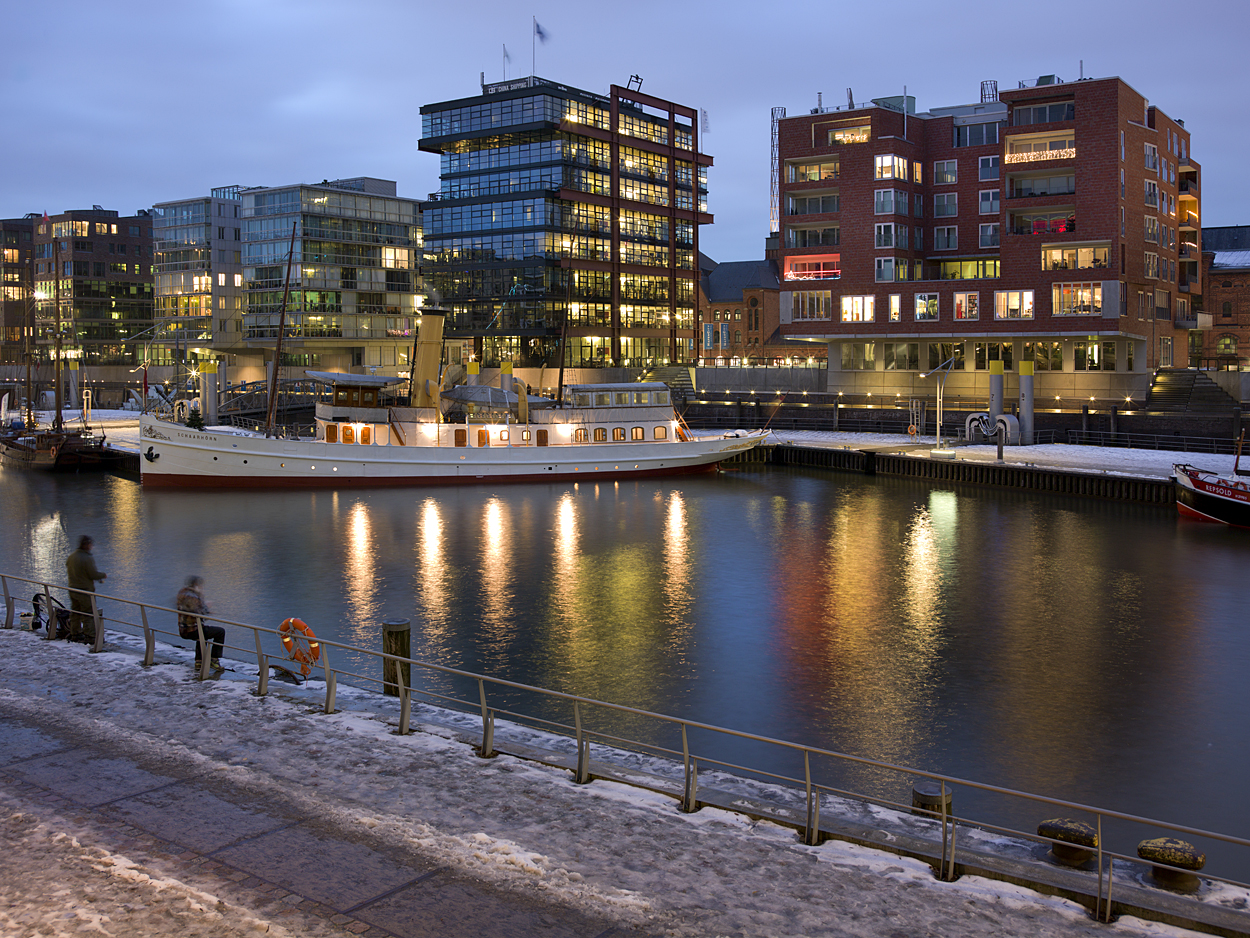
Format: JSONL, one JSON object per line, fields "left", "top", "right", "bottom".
{"left": 239, "top": 178, "right": 423, "bottom": 375}
{"left": 420, "top": 77, "right": 711, "bottom": 368}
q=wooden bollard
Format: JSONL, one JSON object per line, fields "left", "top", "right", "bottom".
{"left": 1037, "top": 818, "right": 1098, "bottom": 867}
{"left": 382, "top": 618, "right": 411, "bottom": 698}
{"left": 1138, "top": 837, "right": 1205, "bottom": 892}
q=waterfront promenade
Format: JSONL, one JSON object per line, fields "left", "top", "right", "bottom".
{"left": 0, "top": 627, "right": 1221, "bottom": 938}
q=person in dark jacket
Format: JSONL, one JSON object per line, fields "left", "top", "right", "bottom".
{"left": 176, "top": 575, "right": 225, "bottom": 670}
{"left": 65, "top": 535, "right": 106, "bottom": 643}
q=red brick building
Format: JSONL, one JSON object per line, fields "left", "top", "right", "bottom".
{"left": 1197, "top": 226, "right": 1250, "bottom": 367}
{"left": 774, "top": 75, "right": 1200, "bottom": 403}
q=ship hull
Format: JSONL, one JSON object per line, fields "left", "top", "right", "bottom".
{"left": 138, "top": 417, "right": 766, "bottom": 489}
{"left": 1173, "top": 464, "right": 1250, "bottom": 528}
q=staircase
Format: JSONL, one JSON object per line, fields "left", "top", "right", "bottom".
{"left": 638, "top": 366, "right": 696, "bottom": 394}
{"left": 1145, "top": 369, "right": 1241, "bottom": 413}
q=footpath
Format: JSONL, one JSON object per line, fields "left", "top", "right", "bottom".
{"left": 0, "top": 626, "right": 1231, "bottom": 938}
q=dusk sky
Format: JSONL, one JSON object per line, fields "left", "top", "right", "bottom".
{"left": 3, "top": 0, "right": 1246, "bottom": 262}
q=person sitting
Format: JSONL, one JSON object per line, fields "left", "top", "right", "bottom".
{"left": 176, "top": 576, "right": 225, "bottom": 670}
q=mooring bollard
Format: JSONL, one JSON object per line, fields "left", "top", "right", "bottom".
{"left": 1138, "top": 837, "right": 1205, "bottom": 892}
{"left": 911, "top": 780, "right": 953, "bottom": 818}
{"left": 381, "top": 617, "right": 411, "bottom": 697}
{"left": 1038, "top": 818, "right": 1098, "bottom": 867}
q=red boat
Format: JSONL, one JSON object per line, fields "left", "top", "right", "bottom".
{"left": 1174, "top": 464, "right": 1250, "bottom": 527}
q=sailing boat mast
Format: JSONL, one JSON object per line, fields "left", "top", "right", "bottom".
{"left": 23, "top": 231, "right": 35, "bottom": 429}
{"left": 264, "top": 222, "right": 297, "bottom": 438}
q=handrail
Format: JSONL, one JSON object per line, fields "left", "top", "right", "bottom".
{"left": 3, "top": 568, "right": 1248, "bottom": 919}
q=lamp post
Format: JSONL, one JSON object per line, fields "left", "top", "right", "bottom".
{"left": 920, "top": 356, "right": 957, "bottom": 456}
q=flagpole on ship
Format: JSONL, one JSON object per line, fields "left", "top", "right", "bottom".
{"left": 264, "top": 222, "right": 297, "bottom": 438}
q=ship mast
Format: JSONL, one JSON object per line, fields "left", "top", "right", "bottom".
{"left": 52, "top": 228, "right": 63, "bottom": 433}
{"left": 23, "top": 232, "right": 35, "bottom": 429}
{"left": 264, "top": 222, "right": 297, "bottom": 438}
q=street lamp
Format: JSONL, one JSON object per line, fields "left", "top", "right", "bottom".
{"left": 919, "top": 356, "right": 957, "bottom": 457}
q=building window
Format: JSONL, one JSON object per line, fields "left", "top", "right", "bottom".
{"left": 631, "top": 426, "right": 645, "bottom": 440}
{"left": 786, "top": 258, "right": 841, "bottom": 280}
{"left": 874, "top": 155, "right": 908, "bottom": 180}
{"left": 914, "top": 293, "right": 938, "bottom": 321}
{"left": 1012, "top": 101, "right": 1074, "bottom": 125}
{"left": 1074, "top": 340, "right": 1116, "bottom": 371}
{"left": 979, "top": 190, "right": 1000, "bottom": 215}
{"left": 654, "top": 426, "right": 667, "bottom": 440}
{"left": 994, "top": 290, "right": 1034, "bottom": 319}
{"left": 889, "top": 294, "right": 901, "bottom": 322}
{"left": 1053, "top": 283, "right": 1103, "bottom": 315}
{"left": 840, "top": 342, "right": 876, "bottom": 370}
{"left": 954, "top": 292, "right": 979, "bottom": 320}
{"left": 1144, "top": 253, "right": 1159, "bottom": 279}
{"left": 934, "top": 160, "right": 957, "bottom": 184}
{"left": 1120, "top": 168, "right": 1125, "bottom": 199}
{"left": 929, "top": 342, "right": 965, "bottom": 371}
{"left": 939, "top": 259, "right": 1000, "bottom": 280}
{"left": 875, "top": 258, "right": 896, "bottom": 282}
{"left": 1223, "top": 301, "right": 1233, "bottom": 317}
{"left": 913, "top": 162, "right": 922, "bottom": 183}
{"left": 973, "top": 342, "right": 1015, "bottom": 370}
{"left": 593, "top": 428, "right": 607, "bottom": 442}
{"left": 840, "top": 295, "right": 875, "bottom": 322}
{"left": 1025, "top": 340, "right": 1063, "bottom": 371}
{"left": 1144, "top": 143, "right": 1159, "bottom": 171}
{"left": 787, "top": 194, "right": 840, "bottom": 215}
{"left": 828, "top": 126, "right": 869, "bottom": 145}
{"left": 954, "top": 121, "right": 1001, "bottom": 147}
{"left": 791, "top": 290, "right": 832, "bottom": 320}
{"left": 875, "top": 223, "right": 894, "bottom": 249}
{"left": 1217, "top": 334, "right": 1238, "bottom": 355}
{"left": 786, "top": 227, "right": 839, "bottom": 248}
{"left": 979, "top": 156, "right": 1000, "bottom": 180}
{"left": 1041, "top": 243, "right": 1109, "bottom": 270}
{"left": 884, "top": 342, "right": 919, "bottom": 370}
{"left": 787, "top": 160, "right": 839, "bottom": 182}
{"left": 914, "top": 194, "right": 923, "bottom": 218}
{"left": 1121, "top": 130, "right": 1125, "bottom": 161}
{"left": 935, "top": 193, "right": 957, "bottom": 217}
{"left": 915, "top": 227, "right": 923, "bottom": 250}
{"left": 1144, "top": 180, "right": 1158, "bottom": 207}
{"left": 873, "top": 189, "right": 908, "bottom": 215}
{"left": 979, "top": 224, "right": 1000, "bottom": 248}
{"left": 1144, "top": 216, "right": 1159, "bottom": 243}
{"left": 933, "top": 226, "right": 958, "bottom": 250}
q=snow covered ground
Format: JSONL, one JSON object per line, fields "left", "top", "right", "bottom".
{"left": 0, "top": 625, "right": 1241, "bottom": 937}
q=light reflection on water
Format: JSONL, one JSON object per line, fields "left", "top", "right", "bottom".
{"left": 1, "top": 466, "right": 1248, "bottom": 873}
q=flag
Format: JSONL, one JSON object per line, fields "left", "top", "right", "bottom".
{"left": 701, "top": 109, "right": 709, "bottom": 134}
{"left": 534, "top": 20, "right": 549, "bottom": 42}
{"left": 42, "top": 211, "right": 49, "bottom": 236}
{"left": 503, "top": 44, "right": 510, "bottom": 63}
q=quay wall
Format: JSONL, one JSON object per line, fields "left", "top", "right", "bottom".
{"left": 727, "top": 444, "right": 1177, "bottom": 506}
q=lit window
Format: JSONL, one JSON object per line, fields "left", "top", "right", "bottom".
{"left": 994, "top": 290, "right": 1034, "bottom": 320}
{"left": 914, "top": 294, "right": 938, "bottom": 321}
{"left": 954, "top": 292, "right": 979, "bottom": 320}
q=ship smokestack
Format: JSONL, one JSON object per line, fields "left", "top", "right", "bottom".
{"left": 410, "top": 309, "right": 447, "bottom": 408}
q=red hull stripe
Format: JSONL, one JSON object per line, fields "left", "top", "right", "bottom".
{"left": 141, "top": 462, "right": 722, "bottom": 489}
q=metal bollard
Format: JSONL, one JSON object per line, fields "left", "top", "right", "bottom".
{"left": 381, "top": 617, "right": 411, "bottom": 697}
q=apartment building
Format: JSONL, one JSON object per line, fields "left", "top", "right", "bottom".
{"left": 1, "top": 216, "right": 34, "bottom": 365}
{"left": 419, "top": 76, "right": 711, "bottom": 370}
{"left": 774, "top": 75, "right": 1200, "bottom": 400}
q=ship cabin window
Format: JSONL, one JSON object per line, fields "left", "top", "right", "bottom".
{"left": 342, "top": 425, "right": 356, "bottom": 445}
{"left": 499, "top": 430, "right": 509, "bottom": 442}
{"left": 655, "top": 391, "right": 670, "bottom": 405}
{"left": 654, "top": 426, "right": 668, "bottom": 440}
{"left": 455, "top": 428, "right": 467, "bottom": 447}
{"left": 594, "top": 428, "right": 607, "bottom": 442}
{"left": 359, "top": 426, "right": 371, "bottom": 445}
{"left": 325, "top": 424, "right": 339, "bottom": 443}
{"left": 613, "top": 427, "right": 626, "bottom": 441}
{"left": 631, "top": 426, "right": 645, "bottom": 440}
{"left": 575, "top": 428, "right": 589, "bottom": 442}
{"left": 595, "top": 392, "right": 611, "bottom": 406}
{"left": 333, "top": 386, "right": 379, "bottom": 408}
{"left": 575, "top": 393, "right": 591, "bottom": 406}
{"left": 522, "top": 429, "right": 532, "bottom": 442}
{"left": 633, "top": 391, "right": 650, "bottom": 405}
{"left": 362, "top": 389, "right": 376, "bottom": 407}
{"left": 614, "top": 392, "right": 630, "bottom": 406}
{"left": 477, "top": 429, "right": 488, "bottom": 447}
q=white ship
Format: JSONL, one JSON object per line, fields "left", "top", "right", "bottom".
{"left": 138, "top": 311, "right": 766, "bottom": 488}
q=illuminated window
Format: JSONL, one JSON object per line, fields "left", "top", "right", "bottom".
{"left": 954, "top": 292, "right": 979, "bottom": 320}
{"left": 594, "top": 428, "right": 607, "bottom": 442}
{"left": 631, "top": 427, "right": 644, "bottom": 440}
{"left": 612, "top": 427, "right": 626, "bottom": 441}
{"left": 914, "top": 294, "right": 938, "bottom": 321}
{"left": 574, "top": 428, "right": 588, "bottom": 442}
{"left": 994, "top": 290, "right": 1034, "bottom": 319}
{"left": 653, "top": 426, "right": 667, "bottom": 440}
{"left": 1052, "top": 283, "right": 1103, "bottom": 316}
{"left": 840, "top": 295, "right": 875, "bottom": 322}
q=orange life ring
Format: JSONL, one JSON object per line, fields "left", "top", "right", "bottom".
{"left": 907, "top": 425, "right": 918, "bottom": 437}
{"left": 279, "top": 617, "right": 320, "bottom": 676}
{"left": 50, "top": 445, "right": 59, "bottom": 459}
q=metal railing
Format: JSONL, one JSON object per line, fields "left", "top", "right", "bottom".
{"left": 1066, "top": 429, "right": 1245, "bottom": 454}
{"left": 2, "top": 570, "right": 1248, "bottom": 927}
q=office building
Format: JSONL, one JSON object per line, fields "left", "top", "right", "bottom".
{"left": 419, "top": 76, "right": 711, "bottom": 371}
{"left": 773, "top": 75, "right": 1200, "bottom": 399}
{"left": 1, "top": 216, "right": 34, "bottom": 366}
{"left": 32, "top": 207, "right": 155, "bottom": 376}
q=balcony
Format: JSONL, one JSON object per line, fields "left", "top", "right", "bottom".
{"left": 1179, "top": 179, "right": 1199, "bottom": 197}
{"left": 1180, "top": 213, "right": 1199, "bottom": 231}
{"left": 1179, "top": 243, "right": 1199, "bottom": 259}
{"left": 1003, "top": 147, "right": 1075, "bottom": 165}
{"left": 1010, "top": 219, "right": 1076, "bottom": 236}
{"left": 1008, "top": 186, "right": 1076, "bottom": 199}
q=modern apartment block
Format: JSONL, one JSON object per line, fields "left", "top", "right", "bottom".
{"left": 237, "top": 177, "right": 424, "bottom": 380}
{"left": 774, "top": 75, "right": 1200, "bottom": 400}
{"left": 32, "top": 207, "right": 155, "bottom": 374}
{"left": 152, "top": 187, "right": 247, "bottom": 376}
{"left": 419, "top": 76, "right": 711, "bottom": 371}
{"left": 1, "top": 216, "right": 34, "bottom": 365}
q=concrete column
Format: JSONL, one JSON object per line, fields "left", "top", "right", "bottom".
{"left": 201, "top": 361, "right": 219, "bottom": 426}
{"left": 1018, "top": 360, "right": 1034, "bottom": 444}
{"left": 988, "top": 359, "right": 1004, "bottom": 420}
{"left": 67, "top": 360, "right": 80, "bottom": 412}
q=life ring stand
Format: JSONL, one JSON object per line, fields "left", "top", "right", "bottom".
{"left": 279, "top": 617, "right": 320, "bottom": 676}
{"left": 907, "top": 425, "right": 918, "bottom": 438}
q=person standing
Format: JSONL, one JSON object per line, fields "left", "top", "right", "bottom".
{"left": 65, "top": 535, "right": 106, "bottom": 644}
{"left": 176, "top": 576, "right": 225, "bottom": 670}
